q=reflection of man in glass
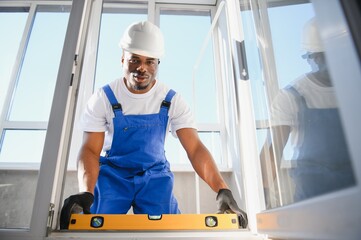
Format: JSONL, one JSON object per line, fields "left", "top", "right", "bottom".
{"left": 262, "top": 17, "right": 355, "bottom": 203}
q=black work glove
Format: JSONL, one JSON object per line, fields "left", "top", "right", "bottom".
{"left": 216, "top": 189, "right": 248, "bottom": 228}
{"left": 60, "top": 192, "right": 94, "bottom": 230}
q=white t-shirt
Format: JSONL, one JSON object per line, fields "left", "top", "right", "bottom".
{"left": 270, "top": 74, "right": 338, "bottom": 154}
{"left": 271, "top": 74, "right": 337, "bottom": 126}
{"left": 80, "top": 78, "right": 196, "bottom": 152}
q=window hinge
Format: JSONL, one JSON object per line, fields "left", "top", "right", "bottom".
{"left": 70, "top": 73, "right": 74, "bottom": 86}
{"left": 70, "top": 54, "right": 79, "bottom": 87}
{"left": 46, "top": 203, "right": 55, "bottom": 235}
{"left": 74, "top": 54, "right": 78, "bottom": 66}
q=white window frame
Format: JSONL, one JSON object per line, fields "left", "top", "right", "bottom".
{"left": 0, "top": 0, "right": 87, "bottom": 238}
{"left": 154, "top": 3, "right": 233, "bottom": 171}
{"left": 0, "top": 0, "right": 257, "bottom": 239}
{"left": 0, "top": 0, "right": 72, "bottom": 170}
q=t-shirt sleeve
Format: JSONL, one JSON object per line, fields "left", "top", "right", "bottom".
{"left": 169, "top": 93, "right": 197, "bottom": 138}
{"left": 270, "top": 89, "right": 298, "bottom": 127}
{"left": 80, "top": 88, "right": 111, "bottom": 132}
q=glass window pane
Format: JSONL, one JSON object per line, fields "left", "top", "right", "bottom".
{"left": 246, "top": 1, "right": 357, "bottom": 208}
{"left": 165, "top": 135, "right": 188, "bottom": 165}
{"left": 0, "top": 9, "right": 28, "bottom": 116}
{"left": 160, "top": 11, "right": 219, "bottom": 124}
{"left": 94, "top": 11, "right": 147, "bottom": 90}
{"left": 0, "top": 130, "right": 46, "bottom": 229}
{"left": 8, "top": 10, "right": 69, "bottom": 121}
{"left": 0, "top": 130, "right": 46, "bottom": 163}
{"left": 164, "top": 131, "right": 222, "bottom": 166}
{"left": 268, "top": 4, "right": 315, "bottom": 88}
{"left": 199, "top": 132, "right": 222, "bottom": 165}
{"left": 240, "top": 10, "right": 268, "bottom": 122}
{"left": 0, "top": 6, "right": 70, "bottom": 230}
{"left": 0, "top": 165, "right": 39, "bottom": 228}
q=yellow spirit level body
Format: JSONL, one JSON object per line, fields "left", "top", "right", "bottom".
{"left": 68, "top": 213, "right": 240, "bottom": 231}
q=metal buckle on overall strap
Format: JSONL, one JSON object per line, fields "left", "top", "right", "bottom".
{"left": 161, "top": 100, "right": 171, "bottom": 108}
{"left": 112, "top": 103, "right": 122, "bottom": 111}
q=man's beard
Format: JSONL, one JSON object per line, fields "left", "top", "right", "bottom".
{"left": 132, "top": 83, "right": 150, "bottom": 91}
{"left": 131, "top": 72, "right": 152, "bottom": 91}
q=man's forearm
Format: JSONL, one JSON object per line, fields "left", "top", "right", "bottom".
{"left": 189, "top": 144, "right": 228, "bottom": 192}
{"left": 77, "top": 150, "right": 100, "bottom": 194}
{"left": 176, "top": 128, "right": 228, "bottom": 193}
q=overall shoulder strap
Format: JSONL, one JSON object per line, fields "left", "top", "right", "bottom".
{"left": 160, "top": 89, "right": 176, "bottom": 114}
{"left": 102, "top": 84, "right": 123, "bottom": 113}
{"left": 285, "top": 86, "right": 307, "bottom": 108}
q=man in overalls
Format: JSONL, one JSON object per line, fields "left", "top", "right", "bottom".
{"left": 261, "top": 17, "right": 355, "bottom": 205}
{"left": 60, "top": 21, "right": 247, "bottom": 229}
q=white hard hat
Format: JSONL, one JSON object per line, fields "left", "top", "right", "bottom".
{"left": 119, "top": 21, "right": 164, "bottom": 59}
{"left": 301, "top": 17, "right": 324, "bottom": 53}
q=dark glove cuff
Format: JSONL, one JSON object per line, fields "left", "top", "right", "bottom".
{"left": 216, "top": 188, "right": 231, "bottom": 200}
{"left": 78, "top": 192, "right": 94, "bottom": 206}
{"left": 81, "top": 191, "right": 94, "bottom": 199}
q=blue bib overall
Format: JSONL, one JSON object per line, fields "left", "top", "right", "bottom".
{"left": 91, "top": 84, "right": 180, "bottom": 214}
{"left": 288, "top": 87, "right": 355, "bottom": 201}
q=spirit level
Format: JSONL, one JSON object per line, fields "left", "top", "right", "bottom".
{"left": 68, "top": 213, "right": 241, "bottom": 230}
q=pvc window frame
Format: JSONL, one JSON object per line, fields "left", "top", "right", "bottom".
{"left": 0, "top": 1, "right": 72, "bottom": 170}
{"left": 154, "top": 3, "right": 231, "bottom": 170}
{"left": 0, "top": 1, "right": 86, "bottom": 239}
